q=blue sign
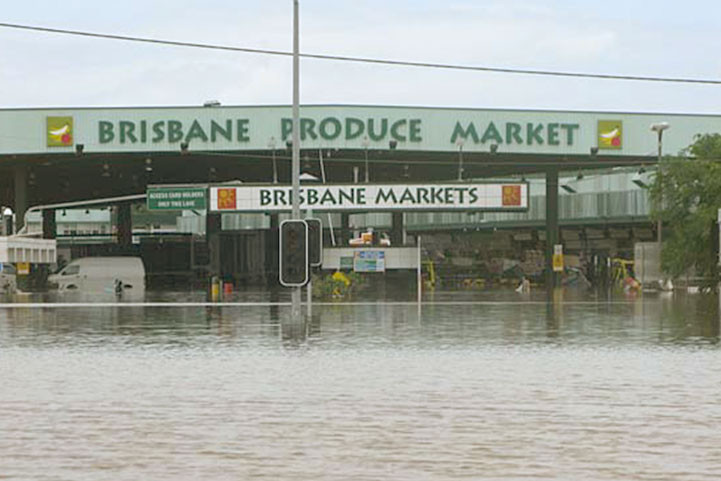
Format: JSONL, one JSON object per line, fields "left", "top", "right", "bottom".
{"left": 354, "top": 251, "right": 386, "bottom": 272}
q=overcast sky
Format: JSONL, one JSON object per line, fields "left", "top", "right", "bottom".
{"left": 2, "top": 0, "right": 721, "bottom": 113}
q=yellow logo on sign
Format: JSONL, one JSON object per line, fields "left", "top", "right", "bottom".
{"left": 217, "top": 188, "right": 237, "bottom": 210}
{"left": 502, "top": 185, "right": 522, "bottom": 206}
{"left": 598, "top": 120, "right": 622, "bottom": 150}
{"left": 47, "top": 116, "right": 74, "bottom": 147}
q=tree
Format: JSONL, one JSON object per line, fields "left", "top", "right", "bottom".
{"left": 648, "top": 133, "right": 721, "bottom": 283}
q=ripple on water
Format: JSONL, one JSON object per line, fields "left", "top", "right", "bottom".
{"left": 1, "top": 297, "right": 721, "bottom": 480}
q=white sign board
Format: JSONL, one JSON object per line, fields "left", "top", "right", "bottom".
{"left": 209, "top": 183, "right": 528, "bottom": 212}
{"left": 1, "top": 105, "right": 705, "bottom": 159}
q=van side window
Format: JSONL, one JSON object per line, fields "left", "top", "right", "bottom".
{"left": 62, "top": 265, "right": 80, "bottom": 276}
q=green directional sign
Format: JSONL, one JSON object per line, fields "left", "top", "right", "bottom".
{"left": 147, "top": 187, "right": 207, "bottom": 210}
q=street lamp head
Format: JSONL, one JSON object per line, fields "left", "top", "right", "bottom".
{"left": 299, "top": 172, "right": 320, "bottom": 182}
{"left": 650, "top": 122, "right": 670, "bottom": 133}
{"left": 632, "top": 171, "right": 648, "bottom": 188}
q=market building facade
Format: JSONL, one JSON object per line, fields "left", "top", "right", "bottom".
{"left": 1, "top": 104, "right": 717, "bottom": 287}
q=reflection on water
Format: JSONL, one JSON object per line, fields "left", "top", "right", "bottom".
{"left": 1, "top": 291, "right": 720, "bottom": 480}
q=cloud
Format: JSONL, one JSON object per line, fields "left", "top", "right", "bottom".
{"left": 0, "top": 0, "right": 720, "bottom": 113}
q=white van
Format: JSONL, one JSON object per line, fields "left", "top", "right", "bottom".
{"left": 48, "top": 257, "right": 145, "bottom": 293}
{"left": 0, "top": 263, "right": 17, "bottom": 293}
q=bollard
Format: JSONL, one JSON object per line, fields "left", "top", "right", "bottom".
{"left": 210, "top": 276, "right": 220, "bottom": 302}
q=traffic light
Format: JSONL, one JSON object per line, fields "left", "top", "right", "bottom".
{"left": 306, "top": 218, "right": 322, "bottom": 267}
{"left": 279, "top": 219, "right": 308, "bottom": 287}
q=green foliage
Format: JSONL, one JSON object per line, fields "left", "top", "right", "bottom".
{"left": 648, "top": 133, "right": 721, "bottom": 281}
{"left": 312, "top": 271, "right": 364, "bottom": 299}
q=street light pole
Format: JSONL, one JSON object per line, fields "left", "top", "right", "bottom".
{"left": 650, "top": 122, "right": 670, "bottom": 247}
{"left": 362, "top": 136, "right": 370, "bottom": 183}
{"left": 269, "top": 137, "right": 278, "bottom": 184}
{"left": 456, "top": 139, "right": 464, "bottom": 181}
{"left": 291, "top": 0, "right": 301, "bottom": 319}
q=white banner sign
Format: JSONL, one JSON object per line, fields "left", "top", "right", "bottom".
{"left": 209, "top": 183, "right": 528, "bottom": 212}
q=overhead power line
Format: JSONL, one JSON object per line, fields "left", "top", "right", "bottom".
{"left": 1, "top": 22, "right": 720, "bottom": 85}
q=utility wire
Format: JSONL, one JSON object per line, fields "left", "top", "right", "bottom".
{"left": 1, "top": 22, "right": 720, "bottom": 85}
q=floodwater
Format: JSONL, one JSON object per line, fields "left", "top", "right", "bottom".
{"left": 1, "top": 289, "right": 721, "bottom": 480}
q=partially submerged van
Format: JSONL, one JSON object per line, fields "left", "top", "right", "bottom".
{"left": 48, "top": 257, "right": 145, "bottom": 293}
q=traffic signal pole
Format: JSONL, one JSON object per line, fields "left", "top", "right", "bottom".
{"left": 306, "top": 210, "right": 314, "bottom": 319}
{"left": 291, "top": 0, "right": 301, "bottom": 320}
{"left": 306, "top": 212, "right": 312, "bottom": 319}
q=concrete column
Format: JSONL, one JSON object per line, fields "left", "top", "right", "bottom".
{"left": 42, "top": 209, "right": 56, "bottom": 239}
{"left": 545, "top": 168, "right": 560, "bottom": 292}
{"left": 116, "top": 203, "right": 132, "bottom": 249}
{"left": 391, "top": 212, "right": 404, "bottom": 246}
{"left": 13, "top": 165, "right": 28, "bottom": 232}
{"left": 33, "top": 209, "right": 56, "bottom": 290}
{"left": 266, "top": 214, "right": 279, "bottom": 285}
{"left": 206, "top": 213, "right": 222, "bottom": 278}
{"left": 340, "top": 213, "right": 350, "bottom": 245}
{"left": 2, "top": 215, "right": 11, "bottom": 235}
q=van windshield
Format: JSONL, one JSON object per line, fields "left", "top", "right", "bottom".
{"left": 1, "top": 264, "right": 16, "bottom": 275}
{"left": 62, "top": 265, "right": 80, "bottom": 276}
